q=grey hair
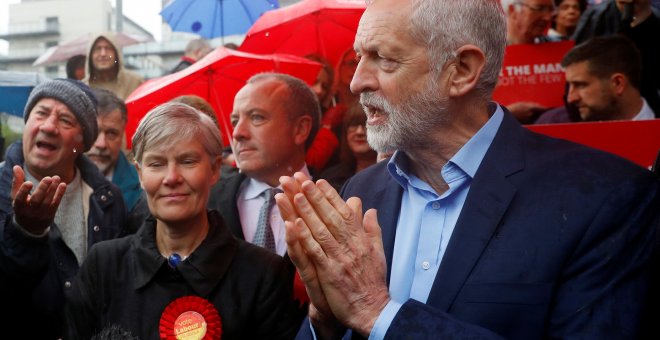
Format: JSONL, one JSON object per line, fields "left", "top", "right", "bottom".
{"left": 500, "top": 0, "right": 521, "bottom": 12}
{"left": 92, "top": 88, "right": 127, "bottom": 123}
{"left": 410, "top": 0, "right": 507, "bottom": 99}
{"left": 247, "top": 72, "right": 321, "bottom": 149}
{"left": 132, "top": 102, "right": 223, "bottom": 164}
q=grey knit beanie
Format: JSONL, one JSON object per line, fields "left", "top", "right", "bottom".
{"left": 24, "top": 78, "right": 99, "bottom": 152}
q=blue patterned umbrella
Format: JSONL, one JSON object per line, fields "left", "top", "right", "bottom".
{"left": 160, "top": 0, "right": 279, "bottom": 39}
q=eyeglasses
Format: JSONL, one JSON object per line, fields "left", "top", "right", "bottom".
{"left": 516, "top": 2, "right": 555, "bottom": 13}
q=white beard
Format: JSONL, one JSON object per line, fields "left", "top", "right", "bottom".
{"left": 361, "top": 79, "right": 448, "bottom": 153}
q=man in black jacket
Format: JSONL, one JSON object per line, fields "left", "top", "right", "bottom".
{"left": 573, "top": 0, "right": 660, "bottom": 116}
{"left": 0, "top": 79, "right": 128, "bottom": 339}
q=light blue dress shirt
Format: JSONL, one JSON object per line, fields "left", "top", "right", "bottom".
{"left": 368, "top": 105, "right": 504, "bottom": 339}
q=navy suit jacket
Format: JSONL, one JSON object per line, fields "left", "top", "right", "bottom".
{"left": 298, "top": 110, "right": 660, "bottom": 339}
{"left": 207, "top": 165, "right": 319, "bottom": 242}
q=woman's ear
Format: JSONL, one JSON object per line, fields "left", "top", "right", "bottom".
{"left": 210, "top": 155, "right": 222, "bottom": 184}
{"left": 447, "top": 45, "right": 486, "bottom": 98}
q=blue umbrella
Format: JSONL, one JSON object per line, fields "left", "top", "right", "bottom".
{"left": 0, "top": 71, "right": 49, "bottom": 159}
{"left": 160, "top": 0, "right": 279, "bottom": 39}
{"left": 0, "top": 71, "right": 50, "bottom": 118}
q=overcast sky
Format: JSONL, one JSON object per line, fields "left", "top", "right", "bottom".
{"left": 0, "top": 0, "right": 164, "bottom": 48}
{"left": 117, "top": 0, "right": 163, "bottom": 40}
{"left": 1, "top": 0, "right": 298, "bottom": 54}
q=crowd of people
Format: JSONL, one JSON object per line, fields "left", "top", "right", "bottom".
{"left": 503, "top": 0, "right": 659, "bottom": 123}
{"left": 1, "top": 0, "right": 659, "bottom": 339}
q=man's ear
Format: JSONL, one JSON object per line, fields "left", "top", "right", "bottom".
{"left": 293, "top": 115, "right": 313, "bottom": 146}
{"left": 447, "top": 45, "right": 486, "bottom": 98}
{"left": 610, "top": 73, "right": 628, "bottom": 96}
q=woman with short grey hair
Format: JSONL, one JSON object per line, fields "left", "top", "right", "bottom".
{"left": 66, "top": 102, "right": 302, "bottom": 340}
{"left": 132, "top": 102, "right": 223, "bottom": 165}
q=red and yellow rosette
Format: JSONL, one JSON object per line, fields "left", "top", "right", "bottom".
{"left": 159, "top": 296, "right": 222, "bottom": 340}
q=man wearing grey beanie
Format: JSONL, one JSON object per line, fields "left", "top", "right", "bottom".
{"left": 0, "top": 78, "right": 131, "bottom": 339}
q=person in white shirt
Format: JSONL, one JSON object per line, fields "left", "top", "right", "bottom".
{"left": 563, "top": 35, "right": 656, "bottom": 121}
{"left": 207, "top": 73, "right": 321, "bottom": 256}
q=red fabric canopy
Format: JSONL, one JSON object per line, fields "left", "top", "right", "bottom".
{"left": 125, "top": 47, "right": 321, "bottom": 148}
{"left": 239, "top": 0, "right": 366, "bottom": 67}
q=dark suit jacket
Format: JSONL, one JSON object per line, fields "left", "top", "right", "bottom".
{"left": 207, "top": 167, "right": 311, "bottom": 323}
{"left": 298, "top": 110, "right": 660, "bottom": 339}
{"left": 65, "top": 211, "right": 301, "bottom": 340}
{"left": 207, "top": 166, "right": 247, "bottom": 241}
{"left": 207, "top": 165, "right": 318, "bottom": 242}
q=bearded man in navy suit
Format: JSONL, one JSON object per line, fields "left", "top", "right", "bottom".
{"left": 275, "top": 0, "right": 660, "bottom": 339}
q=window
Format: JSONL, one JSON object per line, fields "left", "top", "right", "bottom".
{"left": 46, "top": 65, "right": 59, "bottom": 77}
{"left": 45, "top": 17, "right": 59, "bottom": 31}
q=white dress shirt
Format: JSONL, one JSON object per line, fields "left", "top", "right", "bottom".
{"left": 237, "top": 164, "right": 310, "bottom": 256}
{"left": 633, "top": 98, "right": 655, "bottom": 121}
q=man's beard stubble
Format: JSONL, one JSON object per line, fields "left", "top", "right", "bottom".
{"left": 581, "top": 94, "right": 620, "bottom": 122}
{"left": 360, "top": 78, "right": 448, "bottom": 153}
{"left": 86, "top": 149, "right": 113, "bottom": 175}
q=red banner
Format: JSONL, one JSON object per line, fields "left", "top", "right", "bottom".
{"left": 493, "top": 41, "right": 574, "bottom": 108}
{"left": 528, "top": 119, "right": 660, "bottom": 169}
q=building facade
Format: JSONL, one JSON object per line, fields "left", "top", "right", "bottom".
{"left": 0, "top": 0, "right": 158, "bottom": 78}
{"left": 0, "top": 0, "right": 302, "bottom": 79}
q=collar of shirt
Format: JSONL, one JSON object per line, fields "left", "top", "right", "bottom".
{"left": 634, "top": 98, "right": 655, "bottom": 121}
{"left": 387, "top": 103, "right": 504, "bottom": 190}
{"left": 242, "top": 164, "right": 311, "bottom": 199}
{"left": 369, "top": 104, "right": 505, "bottom": 340}
{"left": 237, "top": 164, "right": 310, "bottom": 256}
{"left": 132, "top": 211, "right": 239, "bottom": 297}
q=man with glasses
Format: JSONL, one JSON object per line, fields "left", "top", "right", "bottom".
{"left": 501, "top": 0, "right": 557, "bottom": 123}
{"left": 501, "top": 0, "right": 556, "bottom": 44}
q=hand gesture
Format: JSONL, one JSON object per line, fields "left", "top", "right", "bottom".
{"left": 277, "top": 173, "right": 341, "bottom": 338}
{"left": 276, "top": 172, "right": 390, "bottom": 337}
{"left": 11, "top": 165, "right": 67, "bottom": 235}
{"left": 507, "top": 101, "right": 548, "bottom": 124}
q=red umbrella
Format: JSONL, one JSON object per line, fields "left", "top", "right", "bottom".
{"left": 124, "top": 47, "right": 321, "bottom": 148}
{"left": 239, "top": 0, "right": 366, "bottom": 67}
